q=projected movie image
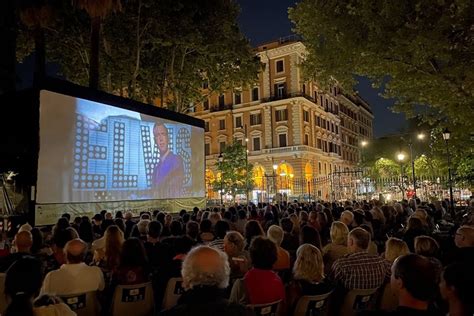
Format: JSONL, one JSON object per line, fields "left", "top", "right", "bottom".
{"left": 37, "top": 91, "right": 204, "bottom": 204}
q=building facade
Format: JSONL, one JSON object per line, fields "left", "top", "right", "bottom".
{"left": 192, "top": 38, "right": 373, "bottom": 202}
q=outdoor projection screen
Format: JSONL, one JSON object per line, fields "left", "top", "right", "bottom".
{"left": 35, "top": 90, "right": 204, "bottom": 224}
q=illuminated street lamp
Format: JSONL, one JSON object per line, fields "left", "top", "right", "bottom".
{"left": 273, "top": 163, "right": 278, "bottom": 194}
{"left": 442, "top": 128, "right": 454, "bottom": 214}
{"left": 397, "top": 152, "right": 406, "bottom": 199}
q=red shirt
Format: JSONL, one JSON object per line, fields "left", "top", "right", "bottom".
{"left": 244, "top": 268, "right": 285, "bottom": 305}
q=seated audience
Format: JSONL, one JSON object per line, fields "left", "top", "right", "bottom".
{"left": 161, "top": 246, "right": 253, "bottom": 316}
{"left": 41, "top": 238, "right": 105, "bottom": 295}
{"left": 199, "top": 219, "right": 215, "bottom": 244}
{"left": 403, "top": 217, "right": 427, "bottom": 252}
{"left": 439, "top": 262, "right": 474, "bottom": 316}
{"left": 0, "top": 230, "right": 33, "bottom": 272}
{"left": 267, "top": 225, "right": 291, "bottom": 271}
{"left": 331, "top": 227, "right": 390, "bottom": 290}
{"left": 93, "top": 225, "right": 124, "bottom": 273}
{"left": 4, "top": 257, "right": 75, "bottom": 316}
{"left": 144, "top": 221, "right": 172, "bottom": 271}
{"left": 384, "top": 237, "right": 410, "bottom": 263}
{"left": 112, "top": 237, "right": 150, "bottom": 285}
{"left": 300, "top": 225, "right": 322, "bottom": 250}
{"left": 287, "top": 244, "right": 333, "bottom": 313}
{"left": 210, "top": 220, "right": 230, "bottom": 251}
{"left": 224, "top": 231, "right": 250, "bottom": 278}
{"left": 244, "top": 220, "right": 264, "bottom": 250}
{"left": 280, "top": 218, "right": 299, "bottom": 257}
{"left": 230, "top": 236, "right": 285, "bottom": 305}
{"left": 450, "top": 225, "right": 474, "bottom": 264}
{"left": 340, "top": 210, "right": 354, "bottom": 228}
{"left": 322, "top": 221, "right": 349, "bottom": 275}
{"left": 361, "top": 254, "right": 442, "bottom": 315}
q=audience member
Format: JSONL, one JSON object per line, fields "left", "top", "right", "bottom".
{"left": 4, "top": 257, "right": 75, "bottom": 316}
{"left": 244, "top": 220, "right": 264, "bottom": 250}
{"left": 322, "top": 221, "right": 349, "bottom": 275}
{"left": 340, "top": 210, "right": 354, "bottom": 228}
{"left": 267, "top": 225, "right": 291, "bottom": 270}
{"left": 161, "top": 246, "right": 253, "bottom": 316}
{"left": 41, "top": 239, "right": 105, "bottom": 295}
{"left": 0, "top": 231, "right": 33, "bottom": 272}
{"left": 299, "top": 225, "right": 322, "bottom": 250}
{"left": 224, "top": 231, "right": 250, "bottom": 278}
{"left": 439, "top": 262, "right": 474, "bottom": 316}
{"left": 287, "top": 244, "right": 333, "bottom": 314}
{"left": 384, "top": 237, "right": 410, "bottom": 263}
{"left": 199, "top": 219, "right": 215, "bottom": 244}
{"left": 331, "top": 227, "right": 390, "bottom": 290}
{"left": 230, "top": 236, "right": 285, "bottom": 305}
{"left": 209, "top": 220, "right": 230, "bottom": 251}
{"left": 112, "top": 237, "right": 149, "bottom": 285}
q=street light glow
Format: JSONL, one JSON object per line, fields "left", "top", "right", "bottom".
{"left": 273, "top": 164, "right": 278, "bottom": 170}
{"left": 417, "top": 133, "right": 425, "bottom": 140}
{"left": 361, "top": 140, "right": 368, "bottom": 147}
{"left": 397, "top": 153, "right": 405, "bottom": 161}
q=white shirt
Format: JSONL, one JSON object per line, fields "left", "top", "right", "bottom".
{"left": 34, "top": 303, "right": 76, "bottom": 316}
{"left": 41, "top": 263, "right": 105, "bottom": 296}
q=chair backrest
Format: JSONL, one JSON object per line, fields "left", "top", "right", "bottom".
{"left": 112, "top": 282, "right": 154, "bottom": 316}
{"left": 59, "top": 291, "right": 99, "bottom": 316}
{"left": 378, "top": 282, "right": 398, "bottom": 311}
{"left": 248, "top": 300, "right": 282, "bottom": 316}
{"left": 162, "top": 277, "right": 185, "bottom": 310}
{"left": 0, "top": 273, "right": 7, "bottom": 315}
{"left": 340, "top": 288, "right": 378, "bottom": 316}
{"left": 293, "top": 291, "right": 333, "bottom": 316}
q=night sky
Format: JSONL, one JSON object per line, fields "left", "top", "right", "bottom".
{"left": 236, "top": 0, "right": 407, "bottom": 137}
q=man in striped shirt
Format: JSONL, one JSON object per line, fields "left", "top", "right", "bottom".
{"left": 331, "top": 227, "right": 391, "bottom": 290}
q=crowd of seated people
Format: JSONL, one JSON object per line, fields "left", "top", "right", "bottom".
{"left": 0, "top": 197, "right": 472, "bottom": 316}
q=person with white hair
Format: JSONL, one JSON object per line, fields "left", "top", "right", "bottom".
{"left": 161, "top": 246, "right": 253, "bottom": 316}
{"left": 267, "top": 225, "right": 290, "bottom": 270}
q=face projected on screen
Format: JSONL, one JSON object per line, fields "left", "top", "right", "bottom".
{"left": 153, "top": 123, "right": 169, "bottom": 154}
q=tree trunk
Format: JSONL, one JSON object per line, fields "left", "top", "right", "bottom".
{"left": 89, "top": 16, "right": 101, "bottom": 89}
{"left": 33, "top": 26, "right": 45, "bottom": 87}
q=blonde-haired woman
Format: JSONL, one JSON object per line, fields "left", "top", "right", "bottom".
{"left": 384, "top": 237, "right": 410, "bottom": 263}
{"left": 322, "top": 221, "right": 349, "bottom": 274}
{"left": 287, "top": 244, "right": 333, "bottom": 314}
{"left": 94, "top": 225, "right": 124, "bottom": 273}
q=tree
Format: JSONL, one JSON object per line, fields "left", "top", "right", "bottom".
{"left": 16, "top": 0, "right": 260, "bottom": 110}
{"left": 75, "top": 0, "right": 122, "bottom": 90}
{"left": 213, "top": 141, "right": 254, "bottom": 202}
{"left": 289, "top": 0, "right": 474, "bottom": 154}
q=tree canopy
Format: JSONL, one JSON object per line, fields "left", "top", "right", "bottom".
{"left": 289, "top": 0, "right": 474, "bottom": 148}
{"left": 17, "top": 0, "right": 261, "bottom": 111}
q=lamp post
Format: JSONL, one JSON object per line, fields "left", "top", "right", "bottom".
{"left": 397, "top": 152, "right": 406, "bottom": 199}
{"left": 218, "top": 153, "right": 223, "bottom": 205}
{"left": 442, "top": 128, "right": 455, "bottom": 214}
{"left": 245, "top": 126, "right": 249, "bottom": 206}
{"left": 273, "top": 163, "right": 278, "bottom": 197}
{"left": 360, "top": 140, "right": 369, "bottom": 201}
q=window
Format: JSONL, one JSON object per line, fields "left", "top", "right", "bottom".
{"left": 317, "top": 138, "right": 322, "bottom": 149}
{"left": 303, "top": 110, "right": 310, "bottom": 122}
{"left": 252, "top": 137, "right": 261, "bottom": 151}
{"left": 275, "top": 108, "right": 288, "bottom": 122}
{"left": 274, "top": 82, "right": 287, "bottom": 98}
{"left": 316, "top": 116, "right": 321, "bottom": 127}
{"left": 325, "top": 99, "right": 329, "bottom": 111}
{"left": 276, "top": 60, "right": 284, "bottom": 73}
{"left": 204, "top": 121, "right": 209, "bottom": 132}
{"left": 219, "top": 119, "right": 226, "bottom": 130}
{"left": 205, "top": 143, "right": 210, "bottom": 156}
{"left": 252, "top": 87, "right": 259, "bottom": 101}
{"left": 302, "top": 84, "right": 306, "bottom": 94}
{"left": 234, "top": 92, "right": 241, "bottom": 105}
{"left": 202, "top": 81, "right": 209, "bottom": 89}
{"left": 318, "top": 162, "right": 322, "bottom": 174}
{"left": 314, "top": 92, "right": 318, "bottom": 103}
{"left": 304, "top": 134, "right": 309, "bottom": 146}
{"left": 278, "top": 133, "right": 287, "bottom": 147}
{"left": 202, "top": 99, "right": 209, "bottom": 111}
{"left": 219, "top": 141, "right": 226, "bottom": 153}
{"left": 234, "top": 116, "right": 242, "bottom": 128}
{"left": 335, "top": 125, "right": 339, "bottom": 134}
{"left": 218, "top": 94, "right": 225, "bottom": 107}
{"left": 250, "top": 113, "right": 262, "bottom": 125}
